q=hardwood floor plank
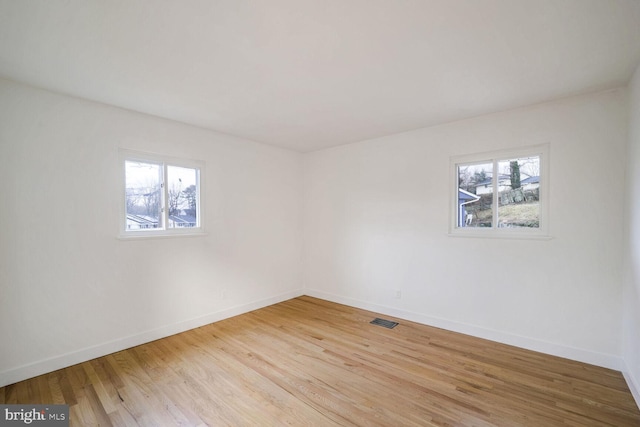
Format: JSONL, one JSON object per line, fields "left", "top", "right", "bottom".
{"left": 56, "top": 369, "right": 78, "bottom": 406}
{"left": 82, "top": 360, "right": 118, "bottom": 415}
{"left": 1, "top": 383, "right": 17, "bottom": 404}
{"left": 46, "top": 372, "right": 66, "bottom": 405}
{"left": 83, "top": 383, "right": 114, "bottom": 427}
{"left": 1, "top": 296, "right": 639, "bottom": 426}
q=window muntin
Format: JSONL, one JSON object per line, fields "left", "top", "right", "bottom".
{"left": 120, "top": 150, "right": 203, "bottom": 237}
{"left": 451, "top": 145, "right": 548, "bottom": 238}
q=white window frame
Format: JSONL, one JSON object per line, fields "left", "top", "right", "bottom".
{"left": 449, "top": 144, "right": 550, "bottom": 239}
{"left": 118, "top": 149, "right": 205, "bottom": 239}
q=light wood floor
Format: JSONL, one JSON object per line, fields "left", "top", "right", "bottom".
{"left": 2, "top": 296, "right": 639, "bottom": 426}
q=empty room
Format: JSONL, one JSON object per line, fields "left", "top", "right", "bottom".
{"left": 2, "top": 1, "right": 640, "bottom": 426}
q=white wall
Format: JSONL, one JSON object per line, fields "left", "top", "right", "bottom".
{"left": 623, "top": 64, "right": 640, "bottom": 404}
{"left": 0, "top": 79, "right": 303, "bottom": 386}
{"left": 303, "top": 89, "right": 628, "bottom": 369}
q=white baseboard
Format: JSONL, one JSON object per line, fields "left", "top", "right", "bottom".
{"left": 622, "top": 362, "right": 640, "bottom": 411}
{"left": 0, "top": 289, "right": 304, "bottom": 388}
{"left": 2, "top": 288, "right": 629, "bottom": 392}
{"left": 305, "top": 289, "right": 624, "bottom": 371}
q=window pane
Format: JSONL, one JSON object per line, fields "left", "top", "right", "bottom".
{"left": 497, "top": 156, "right": 540, "bottom": 228}
{"left": 167, "top": 165, "right": 199, "bottom": 229}
{"left": 457, "top": 162, "right": 492, "bottom": 228}
{"left": 125, "top": 161, "right": 162, "bottom": 230}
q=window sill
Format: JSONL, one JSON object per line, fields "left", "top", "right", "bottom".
{"left": 447, "top": 231, "right": 553, "bottom": 241}
{"left": 117, "top": 231, "right": 208, "bottom": 241}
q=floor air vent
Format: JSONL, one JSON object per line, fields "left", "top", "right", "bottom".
{"left": 370, "top": 318, "right": 399, "bottom": 329}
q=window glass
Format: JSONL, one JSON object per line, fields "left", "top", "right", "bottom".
{"left": 167, "top": 165, "right": 199, "bottom": 229}
{"left": 497, "top": 156, "right": 540, "bottom": 228}
{"left": 125, "top": 160, "right": 162, "bottom": 230}
{"left": 457, "top": 162, "right": 492, "bottom": 228}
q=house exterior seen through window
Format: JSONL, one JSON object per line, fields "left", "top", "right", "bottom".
{"left": 120, "top": 150, "right": 204, "bottom": 237}
{"left": 451, "top": 145, "right": 548, "bottom": 238}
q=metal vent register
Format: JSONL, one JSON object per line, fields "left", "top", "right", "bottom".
{"left": 370, "top": 318, "right": 399, "bottom": 329}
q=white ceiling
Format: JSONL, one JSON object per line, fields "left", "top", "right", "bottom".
{"left": 1, "top": 1, "right": 640, "bottom": 152}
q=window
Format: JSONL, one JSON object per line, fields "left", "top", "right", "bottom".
{"left": 450, "top": 144, "right": 549, "bottom": 238}
{"left": 119, "top": 150, "right": 204, "bottom": 237}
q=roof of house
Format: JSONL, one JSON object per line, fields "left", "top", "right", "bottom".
{"left": 126, "top": 214, "right": 158, "bottom": 225}
{"left": 521, "top": 176, "right": 540, "bottom": 184}
{"left": 458, "top": 188, "right": 480, "bottom": 203}
{"left": 475, "top": 174, "right": 510, "bottom": 187}
{"left": 169, "top": 214, "right": 197, "bottom": 224}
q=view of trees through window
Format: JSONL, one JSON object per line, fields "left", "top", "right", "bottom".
{"left": 166, "top": 165, "right": 198, "bottom": 229}
{"left": 125, "top": 160, "right": 199, "bottom": 231}
{"left": 457, "top": 155, "right": 540, "bottom": 228}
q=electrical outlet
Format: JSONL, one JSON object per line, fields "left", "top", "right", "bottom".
{"left": 395, "top": 290, "right": 402, "bottom": 299}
